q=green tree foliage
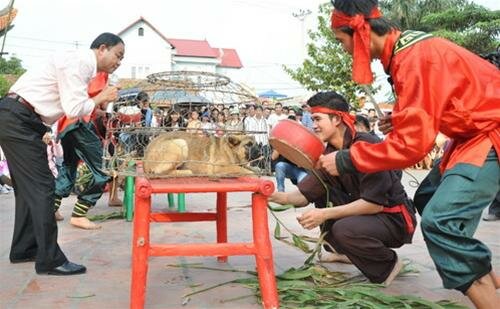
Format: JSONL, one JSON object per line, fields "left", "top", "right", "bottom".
{"left": 0, "top": 75, "right": 10, "bottom": 96}
{"left": 0, "top": 56, "right": 25, "bottom": 75}
{"left": 284, "top": 3, "right": 371, "bottom": 109}
{"left": 380, "top": 0, "right": 500, "bottom": 55}
{"left": 0, "top": 56, "right": 25, "bottom": 96}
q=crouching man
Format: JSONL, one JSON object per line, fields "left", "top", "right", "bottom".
{"left": 270, "top": 91, "right": 416, "bottom": 285}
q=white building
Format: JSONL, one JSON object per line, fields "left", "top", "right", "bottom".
{"left": 115, "top": 17, "right": 242, "bottom": 80}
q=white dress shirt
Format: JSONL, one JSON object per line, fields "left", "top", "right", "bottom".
{"left": 244, "top": 116, "right": 269, "bottom": 145}
{"left": 10, "top": 49, "right": 98, "bottom": 125}
{"left": 267, "top": 113, "right": 288, "bottom": 129}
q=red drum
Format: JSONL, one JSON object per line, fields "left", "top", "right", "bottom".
{"left": 269, "top": 119, "right": 324, "bottom": 170}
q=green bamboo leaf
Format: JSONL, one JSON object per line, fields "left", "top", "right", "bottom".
{"left": 268, "top": 203, "right": 295, "bottom": 212}
{"left": 292, "top": 234, "right": 312, "bottom": 253}
{"left": 273, "top": 221, "right": 282, "bottom": 239}
{"left": 88, "top": 211, "right": 124, "bottom": 222}
{"left": 277, "top": 268, "right": 313, "bottom": 280}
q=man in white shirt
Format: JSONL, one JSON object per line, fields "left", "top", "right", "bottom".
{"left": 267, "top": 102, "right": 288, "bottom": 129}
{"left": 0, "top": 32, "right": 123, "bottom": 276}
{"left": 244, "top": 105, "right": 270, "bottom": 172}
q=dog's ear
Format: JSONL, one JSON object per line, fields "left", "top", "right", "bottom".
{"left": 227, "top": 135, "right": 241, "bottom": 147}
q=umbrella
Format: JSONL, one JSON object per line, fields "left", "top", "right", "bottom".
{"left": 258, "top": 89, "right": 287, "bottom": 99}
{"left": 173, "top": 94, "right": 210, "bottom": 104}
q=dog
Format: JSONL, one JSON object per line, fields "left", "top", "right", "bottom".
{"left": 143, "top": 131, "right": 256, "bottom": 177}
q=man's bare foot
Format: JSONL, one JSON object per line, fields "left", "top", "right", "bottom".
{"left": 320, "top": 252, "right": 352, "bottom": 264}
{"left": 70, "top": 217, "right": 101, "bottom": 230}
{"left": 55, "top": 210, "right": 64, "bottom": 221}
{"left": 383, "top": 257, "right": 404, "bottom": 287}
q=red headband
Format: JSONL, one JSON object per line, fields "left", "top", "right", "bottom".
{"left": 310, "top": 106, "right": 356, "bottom": 137}
{"left": 331, "top": 8, "right": 382, "bottom": 85}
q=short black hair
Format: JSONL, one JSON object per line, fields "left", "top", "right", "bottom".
{"left": 332, "top": 0, "right": 399, "bottom": 36}
{"left": 307, "top": 91, "right": 350, "bottom": 113}
{"left": 355, "top": 114, "right": 371, "bottom": 131}
{"left": 135, "top": 91, "right": 149, "bottom": 103}
{"left": 90, "top": 32, "right": 124, "bottom": 49}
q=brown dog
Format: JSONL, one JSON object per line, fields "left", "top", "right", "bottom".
{"left": 143, "top": 132, "right": 256, "bottom": 177}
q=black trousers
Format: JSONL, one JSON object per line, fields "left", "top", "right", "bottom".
{"left": 0, "top": 97, "right": 67, "bottom": 271}
{"left": 316, "top": 186, "right": 408, "bottom": 283}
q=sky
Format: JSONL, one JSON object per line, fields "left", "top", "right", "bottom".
{"left": 1, "top": 0, "right": 499, "bottom": 100}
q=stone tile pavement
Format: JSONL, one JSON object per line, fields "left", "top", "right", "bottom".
{"left": 0, "top": 170, "right": 498, "bottom": 308}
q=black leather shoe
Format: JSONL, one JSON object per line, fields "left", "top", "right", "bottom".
{"left": 37, "top": 261, "right": 86, "bottom": 276}
{"left": 10, "top": 256, "right": 36, "bottom": 263}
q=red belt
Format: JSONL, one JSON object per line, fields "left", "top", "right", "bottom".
{"left": 383, "top": 204, "right": 415, "bottom": 234}
{"left": 7, "top": 93, "right": 35, "bottom": 113}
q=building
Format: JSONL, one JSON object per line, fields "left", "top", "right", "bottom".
{"left": 115, "top": 17, "right": 242, "bottom": 80}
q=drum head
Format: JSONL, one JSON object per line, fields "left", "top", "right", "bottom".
{"left": 269, "top": 138, "right": 315, "bottom": 170}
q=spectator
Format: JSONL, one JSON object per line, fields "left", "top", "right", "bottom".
{"left": 225, "top": 109, "right": 243, "bottom": 131}
{"left": 186, "top": 110, "right": 202, "bottom": 134}
{"left": 301, "top": 104, "right": 314, "bottom": 130}
{"left": 271, "top": 149, "right": 308, "bottom": 192}
{"left": 267, "top": 102, "right": 287, "bottom": 129}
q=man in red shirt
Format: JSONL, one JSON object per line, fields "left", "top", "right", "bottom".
{"left": 323, "top": 1, "right": 499, "bottom": 307}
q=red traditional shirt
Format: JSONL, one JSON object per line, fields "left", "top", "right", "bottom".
{"left": 346, "top": 31, "right": 500, "bottom": 174}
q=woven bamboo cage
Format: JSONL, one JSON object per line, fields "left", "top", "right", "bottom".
{"left": 103, "top": 71, "right": 272, "bottom": 178}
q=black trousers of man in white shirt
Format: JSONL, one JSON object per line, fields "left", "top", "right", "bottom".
{"left": 0, "top": 97, "right": 67, "bottom": 272}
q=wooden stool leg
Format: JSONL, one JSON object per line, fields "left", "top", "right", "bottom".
{"left": 130, "top": 192, "right": 151, "bottom": 309}
{"left": 252, "top": 193, "right": 279, "bottom": 309}
{"left": 216, "top": 192, "right": 228, "bottom": 262}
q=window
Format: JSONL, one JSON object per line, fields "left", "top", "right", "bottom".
{"left": 138, "top": 27, "right": 144, "bottom": 36}
{"left": 131, "top": 66, "right": 136, "bottom": 79}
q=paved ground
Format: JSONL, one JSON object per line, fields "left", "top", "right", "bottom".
{"left": 0, "top": 170, "right": 498, "bottom": 308}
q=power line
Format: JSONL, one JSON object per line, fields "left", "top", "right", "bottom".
{"left": 5, "top": 44, "right": 56, "bottom": 52}
{"left": 8, "top": 35, "right": 82, "bottom": 46}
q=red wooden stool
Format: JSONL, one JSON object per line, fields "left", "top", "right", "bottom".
{"left": 130, "top": 176, "right": 279, "bottom": 309}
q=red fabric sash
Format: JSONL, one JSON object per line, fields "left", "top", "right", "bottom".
{"left": 57, "top": 72, "right": 108, "bottom": 134}
{"left": 383, "top": 204, "right": 415, "bottom": 234}
{"left": 331, "top": 8, "right": 382, "bottom": 84}
{"left": 310, "top": 106, "right": 356, "bottom": 137}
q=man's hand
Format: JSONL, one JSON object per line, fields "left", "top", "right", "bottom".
{"left": 269, "top": 192, "right": 288, "bottom": 204}
{"left": 93, "top": 86, "right": 119, "bottom": 110}
{"left": 378, "top": 113, "right": 393, "bottom": 135}
{"left": 317, "top": 151, "right": 339, "bottom": 176}
{"left": 42, "top": 132, "right": 52, "bottom": 145}
{"left": 297, "top": 208, "right": 326, "bottom": 230}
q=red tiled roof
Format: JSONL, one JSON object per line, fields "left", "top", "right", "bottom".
{"left": 117, "top": 17, "right": 241, "bottom": 66}
{"left": 167, "top": 38, "right": 218, "bottom": 58}
{"left": 214, "top": 48, "right": 243, "bottom": 68}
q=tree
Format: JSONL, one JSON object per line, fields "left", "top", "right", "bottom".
{"left": 421, "top": 3, "right": 500, "bottom": 54}
{"left": 0, "top": 56, "right": 25, "bottom": 96}
{"left": 284, "top": 3, "right": 372, "bottom": 109}
{"left": 0, "top": 56, "right": 25, "bottom": 75}
{"left": 380, "top": 0, "right": 500, "bottom": 55}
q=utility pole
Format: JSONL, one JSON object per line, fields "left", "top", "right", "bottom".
{"left": 0, "top": 0, "right": 16, "bottom": 58}
{"left": 292, "top": 9, "right": 312, "bottom": 61}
